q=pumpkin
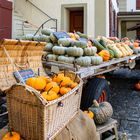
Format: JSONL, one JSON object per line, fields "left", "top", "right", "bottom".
{"left": 38, "top": 76, "right": 52, "bottom": 83}
{"left": 45, "top": 82, "right": 60, "bottom": 94}
{"left": 42, "top": 88, "right": 58, "bottom": 101}
{"left": 76, "top": 56, "right": 91, "bottom": 67}
{"left": 2, "top": 129, "right": 20, "bottom": 140}
{"left": 134, "top": 82, "right": 140, "bottom": 91}
{"left": 46, "top": 54, "right": 58, "bottom": 61}
{"left": 60, "top": 87, "right": 71, "bottom": 95}
{"left": 133, "top": 42, "right": 139, "bottom": 48}
{"left": 71, "top": 41, "right": 87, "bottom": 49}
{"left": 24, "top": 34, "right": 34, "bottom": 41}
{"left": 84, "top": 110, "right": 94, "bottom": 119}
{"left": 60, "top": 77, "right": 72, "bottom": 87}
{"left": 52, "top": 73, "right": 65, "bottom": 83}
{"left": 26, "top": 77, "right": 46, "bottom": 90}
{"left": 68, "top": 32, "right": 80, "bottom": 40}
{"left": 39, "top": 35, "right": 51, "bottom": 42}
{"left": 58, "top": 38, "right": 71, "bottom": 47}
{"left": 98, "top": 50, "right": 110, "bottom": 61}
{"left": 66, "top": 46, "right": 84, "bottom": 57}
{"left": 41, "top": 28, "right": 54, "bottom": 36}
{"left": 90, "top": 56, "right": 103, "bottom": 65}
{"left": 70, "top": 82, "right": 78, "bottom": 89}
{"left": 52, "top": 46, "right": 66, "bottom": 55}
{"left": 44, "top": 43, "right": 53, "bottom": 52}
{"left": 33, "top": 35, "right": 41, "bottom": 41}
{"left": 50, "top": 33, "right": 57, "bottom": 43}
{"left": 84, "top": 47, "right": 97, "bottom": 56}
{"left": 89, "top": 100, "right": 113, "bottom": 124}
{"left": 58, "top": 56, "right": 75, "bottom": 64}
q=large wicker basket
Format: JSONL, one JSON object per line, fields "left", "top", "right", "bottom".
{"left": 6, "top": 71, "right": 83, "bottom": 140}
{"left": 0, "top": 39, "right": 83, "bottom": 140}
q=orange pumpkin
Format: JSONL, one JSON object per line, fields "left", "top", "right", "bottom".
{"left": 84, "top": 110, "right": 94, "bottom": 119}
{"left": 45, "top": 82, "right": 60, "bottom": 94}
{"left": 98, "top": 50, "right": 110, "bottom": 61}
{"left": 38, "top": 76, "right": 52, "bottom": 83}
{"left": 2, "top": 131, "right": 20, "bottom": 140}
{"left": 70, "top": 82, "right": 78, "bottom": 89}
{"left": 60, "top": 87, "right": 71, "bottom": 95}
{"left": 26, "top": 77, "right": 46, "bottom": 90}
{"left": 135, "top": 82, "right": 140, "bottom": 91}
{"left": 60, "top": 77, "right": 72, "bottom": 87}
{"left": 133, "top": 42, "right": 139, "bottom": 48}
{"left": 52, "top": 73, "right": 65, "bottom": 83}
{"left": 42, "top": 90, "right": 58, "bottom": 101}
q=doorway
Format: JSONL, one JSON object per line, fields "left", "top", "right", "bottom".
{"left": 69, "top": 10, "right": 84, "bottom": 33}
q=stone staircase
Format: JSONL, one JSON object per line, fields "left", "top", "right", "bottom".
{"left": 12, "top": 11, "right": 38, "bottom": 39}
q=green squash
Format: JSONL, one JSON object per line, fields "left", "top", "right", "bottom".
{"left": 58, "top": 38, "right": 71, "bottom": 47}
{"left": 76, "top": 32, "right": 88, "bottom": 39}
{"left": 90, "top": 56, "right": 103, "bottom": 65}
{"left": 84, "top": 47, "right": 97, "bottom": 56}
{"left": 52, "top": 46, "right": 66, "bottom": 55}
{"left": 108, "top": 49, "right": 114, "bottom": 59}
{"left": 58, "top": 56, "right": 75, "bottom": 64}
{"left": 71, "top": 41, "right": 87, "bottom": 49}
{"left": 41, "top": 28, "right": 54, "bottom": 36}
{"left": 50, "top": 33, "right": 57, "bottom": 43}
{"left": 44, "top": 43, "right": 53, "bottom": 52}
{"left": 76, "top": 56, "right": 91, "bottom": 67}
{"left": 66, "top": 46, "right": 84, "bottom": 57}
{"left": 46, "top": 54, "right": 58, "bottom": 61}
{"left": 24, "top": 34, "right": 34, "bottom": 41}
{"left": 89, "top": 100, "right": 113, "bottom": 124}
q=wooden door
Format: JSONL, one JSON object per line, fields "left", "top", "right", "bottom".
{"left": 70, "top": 10, "right": 83, "bottom": 33}
{"left": 0, "top": 0, "right": 12, "bottom": 39}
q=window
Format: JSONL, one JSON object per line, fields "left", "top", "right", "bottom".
{"left": 136, "top": 0, "right": 140, "bottom": 10}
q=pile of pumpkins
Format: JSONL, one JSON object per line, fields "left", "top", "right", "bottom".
{"left": 26, "top": 72, "right": 78, "bottom": 101}
{"left": 21, "top": 29, "right": 135, "bottom": 67}
{"left": 84, "top": 100, "right": 113, "bottom": 125}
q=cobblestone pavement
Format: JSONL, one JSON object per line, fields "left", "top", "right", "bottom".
{"left": 109, "top": 77, "right": 140, "bottom": 140}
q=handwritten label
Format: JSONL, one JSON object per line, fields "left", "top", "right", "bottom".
{"left": 53, "top": 32, "right": 70, "bottom": 39}
{"left": 13, "top": 69, "right": 35, "bottom": 83}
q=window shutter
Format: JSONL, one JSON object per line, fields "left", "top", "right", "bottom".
{"left": 136, "top": 0, "right": 140, "bottom": 9}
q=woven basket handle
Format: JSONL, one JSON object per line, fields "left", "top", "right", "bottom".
{"left": 15, "top": 62, "right": 29, "bottom": 69}
{"left": 2, "top": 46, "right": 26, "bottom": 85}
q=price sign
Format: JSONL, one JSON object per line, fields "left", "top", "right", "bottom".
{"left": 53, "top": 32, "right": 70, "bottom": 39}
{"left": 13, "top": 69, "right": 35, "bottom": 83}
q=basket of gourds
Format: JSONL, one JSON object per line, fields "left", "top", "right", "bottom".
{"left": 0, "top": 39, "right": 83, "bottom": 140}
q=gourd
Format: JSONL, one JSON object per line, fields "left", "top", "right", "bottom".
{"left": 68, "top": 32, "right": 80, "bottom": 40}
{"left": 60, "top": 77, "right": 72, "bottom": 87}
{"left": 66, "top": 46, "right": 84, "bottom": 57}
{"left": 58, "top": 38, "right": 71, "bottom": 47}
{"left": 26, "top": 77, "right": 46, "bottom": 90}
{"left": 41, "top": 28, "right": 54, "bottom": 36}
{"left": 45, "top": 82, "right": 60, "bottom": 94}
{"left": 52, "top": 73, "right": 65, "bottom": 83}
{"left": 98, "top": 50, "right": 110, "bottom": 61}
{"left": 44, "top": 43, "right": 53, "bottom": 52}
{"left": 38, "top": 76, "right": 52, "bottom": 84}
{"left": 84, "top": 110, "right": 94, "bottom": 119}
{"left": 46, "top": 54, "right": 58, "bottom": 61}
{"left": 60, "top": 87, "right": 71, "bottom": 95}
{"left": 2, "top": 129, "right": 20, "bottom": 140}
{"left": 76, "top": 56, "right": 91, "bottom": 67}
{"left": 50, "top": 33, "right": 57, "bottom": 43}
{"left": 70, "top": 82, "right": 78, "bottom": 89}
{"left": 52, "top": 46, "right": 66, "bottom": 55}
{"left": 24, "top": 34, "right": 34, "bottom": 41}
{"left": 58, "top": 56, "right": 75, "bottom": 64}
{"left": 135, "top": 82, "right": 140, "bottom": 91}
{"left": 71, "top": 41, "right": 87, "bottom": 49}
{"left": 42, "top": 87, "right": 58, "bottom": 101}
{"left": 76, "top": 31, "right": 88, "bottom": 39}
{"left": 108, "top": 49, "right": 115, "bottom": 59}
{"left": 90, "top": 56, "right": 103, "bottom": 65}
{"left": 39, "top": 35, "right": 51, "bottom": 42}
{"left": 92, "top": 39, "right": 105, "bottom": 51}
{"left": 84, "top": 47, "right": 97, "bottom": 56}
{"left": 89, "top": 100, "right": 113, "bottom": 124}
{"left": 33, "top": 35, "right": 41, "bottom": 41}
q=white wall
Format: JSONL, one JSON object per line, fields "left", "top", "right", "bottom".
{"left": 127, "top": 0, "right": 136, "bottom": 11}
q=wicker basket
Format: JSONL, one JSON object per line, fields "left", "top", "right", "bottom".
{"left": 1, "top": 39, "right": 83, "bottom": 139}
{"left": 6, "top": 71, "right": 83, "bottom": 140}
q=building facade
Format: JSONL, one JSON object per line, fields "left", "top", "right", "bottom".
{"left": 118, "top": 0, "right": 140, "bottom": 39}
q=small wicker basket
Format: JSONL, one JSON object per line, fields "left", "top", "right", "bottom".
{"left": 6, "top": 71, "right": 83, "bottom": 140}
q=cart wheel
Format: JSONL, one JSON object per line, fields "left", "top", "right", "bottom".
{"left": 80, "top": 78, "right": 111, "bottom": 110}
